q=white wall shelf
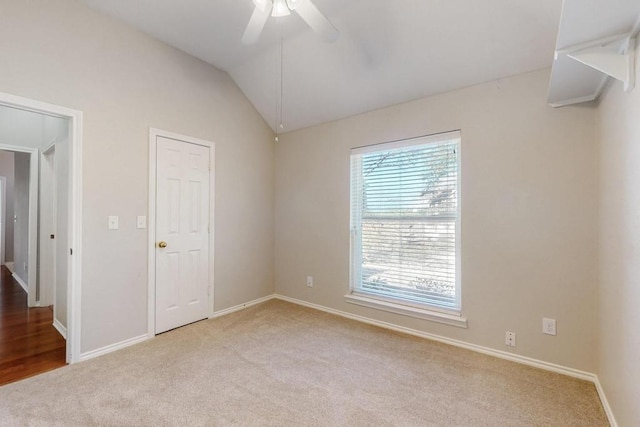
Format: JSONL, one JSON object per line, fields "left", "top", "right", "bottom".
{"left": 548, "top": 0, "right": 640, "bottom": 107}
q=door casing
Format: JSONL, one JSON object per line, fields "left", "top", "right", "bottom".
{"left": 39, "top": 144, "right": 56, "bottom": 308}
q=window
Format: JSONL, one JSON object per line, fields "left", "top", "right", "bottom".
{"left": 348, "top": 131, "right": 463, "bottom": 324}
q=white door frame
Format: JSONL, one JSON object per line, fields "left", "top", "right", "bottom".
{"left": 0, "top": 144, "right": 39, "bottom": 307}
{"left": 39, "top": 143, "right": 56, "bottom": 307}
{"left": 0, "top": 91, "right": 83, "bottom": 364}
{"left": 147, "top": 128, "right": 215, "bottom": 337}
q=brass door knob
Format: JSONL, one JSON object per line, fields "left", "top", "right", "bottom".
{"left": 158, "top": 241, "right": 168, "bottom": 248}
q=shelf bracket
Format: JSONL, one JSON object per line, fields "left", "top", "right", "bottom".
{"left": 564, "top": 34, "right": 636, "bottom": 93}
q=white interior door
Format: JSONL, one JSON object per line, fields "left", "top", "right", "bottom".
{"left": 155, "top": 136, "right": 210, "bottom": 334}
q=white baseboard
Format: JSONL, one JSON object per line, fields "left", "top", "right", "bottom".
{"left": 274, "top": 294, "right": 618, "bottom": 425}
{"left": 12, "top": 272, "right": 28, "bottom": 293}
{"left": 79, "top": 334, "right": 149, "bottom": 362}
{"left": 77, "top": 294, "right": 277, "bottom": 363}
{"left": 211, "top": 294, "right": 276, "bottom": 318}
{"left": 70, "top": 292, "right": 619, "bottom": 426}
{"left": 593, "top": 376, "right": 618, "bottom": 427}
{"left": 52, "top": 318, "right": 67, "bottom": 340}
{"left": 4, "top": 261, "right": 14, "bottom": 273}
{"left": 274, "top": 295, "right": 592, "bottom": 379}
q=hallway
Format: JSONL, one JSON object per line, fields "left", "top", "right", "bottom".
{"left": 0, "top": 266, "right": 66, "bottom": 386}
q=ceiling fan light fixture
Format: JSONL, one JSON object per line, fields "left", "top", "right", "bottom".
{"left": 285, "top": 0, "right": 303, "bottom": 10}
{"left": 252, "top": 0, "right": 272, "bottom": 13}
{"left": 271, "top": 0, "right": 291, "bottom": 17}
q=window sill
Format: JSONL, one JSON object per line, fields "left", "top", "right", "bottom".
{"left": 344, "top": 293, "right": 468, "bottom": 328}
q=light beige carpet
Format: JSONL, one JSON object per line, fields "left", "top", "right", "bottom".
{"left": 0, "top": 299, "right": 607, "bottom": 426}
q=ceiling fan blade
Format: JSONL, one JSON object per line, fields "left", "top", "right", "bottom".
{"left": 242, "top": 2, "right": 273, "bottom": 44}
{"left": 293, "top": 0, "right": 339, "bottom": 43}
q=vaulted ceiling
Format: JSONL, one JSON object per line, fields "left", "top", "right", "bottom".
{"left": 82, "top": 0, "right": 563, "bottom": 132}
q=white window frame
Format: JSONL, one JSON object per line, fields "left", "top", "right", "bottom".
{"left": 345, "top": 131, "right": 467, "bottom": 328}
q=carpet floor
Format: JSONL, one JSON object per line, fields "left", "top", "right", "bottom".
{"left": 0, "top": 299, "right": 608, "bottom": 426}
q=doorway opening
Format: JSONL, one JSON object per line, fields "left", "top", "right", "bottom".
{"left": 0, "top": 92, "right": 83, "bottom": 368}
{"left": 0, "top": 146, "right": 40, "bottom": 307}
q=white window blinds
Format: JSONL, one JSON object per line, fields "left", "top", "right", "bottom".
{"left": 350, "top": 132, "right": 461, "bottom": 312}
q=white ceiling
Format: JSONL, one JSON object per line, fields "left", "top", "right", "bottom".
{"left": 82, "top": 0, "right": 563, "bottom": 132}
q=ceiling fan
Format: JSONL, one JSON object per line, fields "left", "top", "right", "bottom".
{"left": 242, "top": 0, "right": 339, "bottom": 44}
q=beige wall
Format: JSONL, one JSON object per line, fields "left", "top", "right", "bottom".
{"left": 597, "top": 43, "right": 640, "bottom": 426}
{"left": 276, "top": 69, "right": 599, "bottom": 372}
{"left": 0, "top": 0, "right": 275, "bottom": 354}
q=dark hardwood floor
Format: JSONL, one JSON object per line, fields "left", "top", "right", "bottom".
{"left": 0, "top": 265, "right": 66, "bottom": 386}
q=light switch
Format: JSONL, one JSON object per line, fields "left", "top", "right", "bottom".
{"left": 137, "top": 216, "right": 147, "bottom": 229}
{"left": 108, "top": 215, "right": 119, "bottom": 230}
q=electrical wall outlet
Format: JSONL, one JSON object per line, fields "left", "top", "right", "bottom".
{"left": 543, "top": 318, "right": 557, "bottom": 335}
{"left": 505, "top": 331, "right": 516, "bottom": 347}
{"left": 306, "top": 276, "right": 313, "bottom": 287}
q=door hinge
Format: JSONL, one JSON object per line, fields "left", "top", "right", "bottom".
{"left": 70, "top": 248, "right": 73, "bottom": 255}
